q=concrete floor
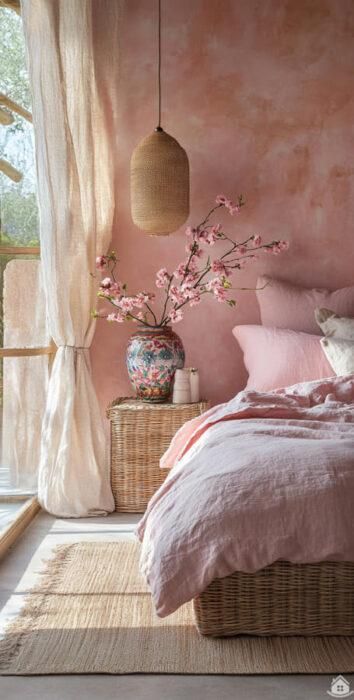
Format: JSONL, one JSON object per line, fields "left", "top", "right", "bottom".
{"left": 0, "top": 511, "right": 352, "bottom": 700}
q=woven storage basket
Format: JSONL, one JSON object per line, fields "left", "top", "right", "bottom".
{"left": 107, "top": 398, "right": 209, "bottom": 513}
{"left": 130, "top": 129, "right": 189, "bottom": 235}
{"left": 193, "top": 560, "right": 354, "bottom": 637}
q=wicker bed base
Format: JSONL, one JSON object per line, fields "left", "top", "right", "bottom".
{"left": 193, "top": 561, "right": 354, "bottom": 637}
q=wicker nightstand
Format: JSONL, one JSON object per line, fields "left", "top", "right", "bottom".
{"left": 107, "top": 398, "right": 209, "bottom": 513}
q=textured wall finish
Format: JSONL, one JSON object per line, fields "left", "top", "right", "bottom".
{"left": 91, "top": 0, "right": 354, "bottom": 409}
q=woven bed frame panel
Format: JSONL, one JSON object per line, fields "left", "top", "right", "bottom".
{"left": 193, "top": 560, "right": 354, "bottom": 637}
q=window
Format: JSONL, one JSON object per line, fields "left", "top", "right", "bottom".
{"left": 0, "top": 1, "right": 54, "bottom": 502}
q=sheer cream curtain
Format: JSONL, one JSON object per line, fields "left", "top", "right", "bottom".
{"left": 21, "top": 0, "right": 119, "bottom": 516}
{"left": 3, "top": 260, "right": 49, "bottom": 493}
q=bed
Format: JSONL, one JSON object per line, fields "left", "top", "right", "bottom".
{"left": 137, "top": 374, "right": 354, "bottom": 636}
{"left": 193, "top": 560, "right": 354, "bottom": 637}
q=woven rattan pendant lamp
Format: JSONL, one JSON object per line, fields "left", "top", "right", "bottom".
{"left": 130, "top": 0, "right": 190, "bottom": 235}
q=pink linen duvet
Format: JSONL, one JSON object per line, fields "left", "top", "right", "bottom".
{"left": 137, "top": 375, "right": 354, "bottom": 617}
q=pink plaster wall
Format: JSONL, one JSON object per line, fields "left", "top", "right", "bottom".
{"left": 91, "top": 0, "right": 354, "bottom": 411}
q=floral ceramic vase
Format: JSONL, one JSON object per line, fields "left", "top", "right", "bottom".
{"left": 126, "top": 326, "right": 185, "bottom": 402}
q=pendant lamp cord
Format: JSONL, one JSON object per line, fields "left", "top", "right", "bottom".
{"left": 157, "top": 0, "right": 162, "bottom": 129}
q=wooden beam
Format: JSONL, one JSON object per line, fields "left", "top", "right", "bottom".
{"left": 0, "top": 158, "right": 23, "bottom": 183}
{"left": 0, "top": 246, "right": 40, "bottom": 256}
{"left": 0, "top": 107, "right": 14, "bottom": 126}
{"left": 0, "top": 494, "right": 34, "bottom": 503}
{"left": 0, "top": 0, "right": 20, "bottom": 14}
{"left": 0, "top": 498, "right": 41, "bottom": 560}
{"left": 0, "top": 346, "right": 56, "bottom": 358}
{"left": 0, "top": 94, "right": 31, "bottom": 123}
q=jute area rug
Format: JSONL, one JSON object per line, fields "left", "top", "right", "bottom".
{"left": 0, "top": 541, "right": 353, "bottom": 675}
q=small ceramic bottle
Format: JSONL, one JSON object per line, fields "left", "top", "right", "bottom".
{"left": 189, "top": 368, "right": 200, "bottom": 403}
{"left": 173, "top": 369, "right": 191, "bottom": 404}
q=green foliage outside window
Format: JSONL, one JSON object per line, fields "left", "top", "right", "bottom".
{"left": 0, "top": 6, "right": 39, "bottom": 405}
{"left": 0, "top": 6, "right": 39, "bottom": 247}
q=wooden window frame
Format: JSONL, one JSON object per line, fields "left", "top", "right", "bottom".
{"left": 0, "top": 0, "right": 44, "bottom": 542}
{"left": 0, "top": 497, "right": 41, "bottom": 559}
{"left": 0, "top": 248, "right": 46, "bottom": 543}
{"left": 0, "top": 245, "right": 56, "bottom": 362}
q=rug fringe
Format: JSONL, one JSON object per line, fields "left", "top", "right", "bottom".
{"left": 0, "top": 543, "right": 78, "bottom": 671}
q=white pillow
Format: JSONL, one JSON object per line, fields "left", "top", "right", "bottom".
{"left": 320, "top": 337, "right": 354, "bottom": 375}
{"left": 315, "top": 307, "right": 354, "bottom": 340}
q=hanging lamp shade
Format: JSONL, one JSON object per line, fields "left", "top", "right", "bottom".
{"left": 130, "top": 0, "right": 190, "bottom": 235}
{"left": 131, "top": 127, "right": 189, "bottom": 235}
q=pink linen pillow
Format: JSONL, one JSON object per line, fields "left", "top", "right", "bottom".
{"left": 233, "top": 325, "right": 334, "bottom": 391}
{"left": 256, "top": 276, "right": 354, "bottom": 335}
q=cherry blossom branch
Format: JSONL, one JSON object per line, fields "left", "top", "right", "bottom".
{"left": 145, "top": 302, "right": 158, "bottom": 326}
{"left": 94, "top": 194, "right": 289, "bottom": 328}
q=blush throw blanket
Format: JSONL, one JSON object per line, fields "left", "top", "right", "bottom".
{"left": 137, "top": 375, "right": 354, "bottom": 617}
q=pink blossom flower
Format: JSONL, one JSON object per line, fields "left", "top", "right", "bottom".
{"left": 215, "top": 195, "right": 227, "bottom": 205}
{"left": 100, "top": 277, "right": 112, "bottom": 289}
{"left": 189, "top": 291, "right": 201, "bottom": 306}
{"left": 98, "top": 288, "right": 113, "bottom": 298}
{"left": 271, "top": 242, "right": 287, "bottom": 255}
{"left": 107, "top": 312, "right": 125, "bottom": 323}
{"left": 199, "top": 224, "right": 222, "bottom": 245}
{"left": 182, "top": 272, "right": 199, "bottom": 290}
{"left": 236, "top": 245, "right": 247, "bottom": 255}
{"left": 214, "top": 287, "right": 228, "bottom": 302}
{"left": 119, "top": 297, "right": 136, "bottom": 312}
{"left": 252, "top": 234, "right": 262, "bottom": 247}
{"left": 185, "top": 226, "right": 198, "bottom": 237}
{"left": 279, "top": 240, "right": 290, "bottom": 251}
{"left": 206, "top": 277, "right": 223, "bottom": 292}
{"left": 263, "top": 240, "right": 289, "bottom": 255}
{"left": 212, "top": 259, "right": 227, "bottom": 275}
{"left": 168, "top": 308, "right": 183, "bottom": 324}
{"left": 175, "top": 262, "right": 188, "bottom": 278}
{"left": 180, "top": 284, "right": 193, "bottom": 298}
{"left": 169, "top": 285, "right": 186, "bottom": 304}
{"left": 185, "top": 242, "right": 203, "bottom": 258}
{"left": 225, "top": 200, "right": 240, "bottom": 215}
{"left": 202, "top": 230, "right": 217, "bottom": 246}
{"left": 196, "top": 229, "right": 206, "bottom": 242}
{"left": 157, "top": 267, "right": 169, "bottom": 281}
{"left": 96, "top": 256, "right": 108, "bottom": 270}
{"left": 156, "top": 268, "right": 170, "bottom": 288}
{"left": 134, "top": 292, "right": 148, "bottom": 308}
{"left": 109, "top": 282, "right": 122, "bottom": 297}
{"left": 187, "top": 257, "right": 199, "bottom": 273}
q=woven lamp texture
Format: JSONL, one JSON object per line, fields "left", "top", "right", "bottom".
{"left": 131, "top": 129, "right": 189, "bottom": 235}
